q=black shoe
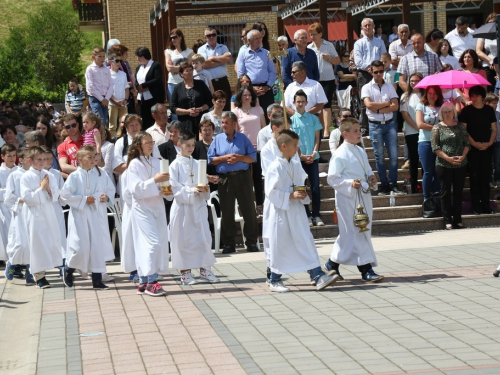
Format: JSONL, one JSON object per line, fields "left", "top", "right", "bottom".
{"left": 246, "top": 244, "right": 259, "bottom": 252}
{"left": 452, "top": 224, "right": 466, "bottom": 229}
{"left": 378, "top": 184, "right": 388, "bottom": 196}
{"left": 36, "top": 277, "right": 51, "bottom": 289}
{"left": 93, "top": 281, "right": 109, "bottom": 290}
{"left": 389, "top": 184, "right": 405, "bottom": 195}
{"left": 63, "top": 270, "right": 74, "bottom": 287}
{"left": 222, "top": 245, "right": 236, "bottom": 254}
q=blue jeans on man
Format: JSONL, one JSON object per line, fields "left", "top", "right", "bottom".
{"left": 88, "top": 96, "right": 109, "bottom": 126}
{"left": 418, "top": 141, "right": 440, "bottom": 200}
{"left": 369, "top": 119, "right": 398, "bottom": 189}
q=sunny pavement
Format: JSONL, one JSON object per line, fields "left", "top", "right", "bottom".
{"left": 0, "top": 227, "right": 500, "bottom": 375}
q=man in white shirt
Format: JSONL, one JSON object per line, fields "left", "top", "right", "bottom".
{"left": 388, "top": 24, "right": 413, "bottom": 69}
{"left": 284, "top": 61, "right": 327, "bottom": 117}
{"left": 256, "top": 104, "right": 283, "bottom": 151}
{"left": 146, "top": 104, "right": 169, "bottom": 146}
{"left": 445, "top": 16, "right": 477, "bottom": 60}
{"left": 361, "top": 60, "right": 401, "bottom": 195}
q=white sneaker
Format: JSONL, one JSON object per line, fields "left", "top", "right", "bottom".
{"left": 316, "top": 274, "right": 339, "bottom": 290}
{"left": 102, "top": 273, "right": 115, "bottom": 282}
{"left": 269, "top": 281, "right": 290, "bottom": 293}
{"left": 314, "top": 216, "right": 325, "bottom": 226}
{"left": 180, "top": 272, "right": 198, "bottom": 285}
{"left": 308, "top": 217, "right": 314, "bottom": 227}
{"left": 199, "top": 269, "right": 220, "bottom": 283}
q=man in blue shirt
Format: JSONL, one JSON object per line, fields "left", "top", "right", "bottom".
{"left": 208, "top": 111, "right": 259, "bottom": 254}
{"left": 236, "top": 30, "right": 276, "bottom": 124}
{"left": 282, "top": 29, "right": 320, "bottom": 87}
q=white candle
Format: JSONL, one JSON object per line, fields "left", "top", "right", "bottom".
{"left": 198, "top": 159, "right": 207, "bottom": 186}
{"left": 160, "top": 159, "right": 170, "bottom": 186}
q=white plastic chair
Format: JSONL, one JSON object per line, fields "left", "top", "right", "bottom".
{"left": 107, "top": 198, "right": 123, "bottom": 253}
{"left": 208, "top": 191, "right": 245, "bottom": 253}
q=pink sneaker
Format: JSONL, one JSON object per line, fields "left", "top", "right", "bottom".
{"left": 145, "top": 282, "right": 166, "bottom": 297}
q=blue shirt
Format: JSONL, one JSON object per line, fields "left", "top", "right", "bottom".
{"left": 236, "top": 47, "right": 276, "bottom": 87}
{"left": 197, "top": 43, "right": 230, "bottom": 79}
{"left": 353, "top": 36, "right": 387, "bottom": 71}
{"left": 208, "top": 131, "right": 257, "bottom": 173}
{"left": 290, "top": 112, "right": 322, "bottom": 160}
{"left": 282, "top": 47, "right": 320, "bottom": 86}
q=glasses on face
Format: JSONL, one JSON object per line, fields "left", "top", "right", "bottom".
{"left": 240, "top": 79, "right": 250, "bottom": 84}
{"left": 205, "top": 33, "right": 217, "bottom": 38}
{"left": 170, "top": 35, "right": 179, "bottom": 40}
{"left": 343, "top": 54, "right": 349, "bottom": 57}
{"left": 143, "top": 141, "right": 155, "bottom": 146}
{"left": 111, "top": 59, "right": 122, "bottom": 63}
{"left": 310, "top": 33, "right": 318, "bottom": 37}
{"left": 64, "top": 123, "right": 78, "bottom": 130}
{"left": 340, "top": 114, "right": 353, "bottom": 118}
{"left": 259, "top": 27, "right": 266, "bottom": 31}
{"left": 241, "top": 35, "right": 246, "bottom": 39}
{"left": 291, "top": 70, "right": 300, "bottom": 75}
{"left": 372, "top": 70, "right": 384, "bottom": 74}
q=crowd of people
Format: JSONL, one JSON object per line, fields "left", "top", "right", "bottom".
{"left": 0, "top": 14, "right": 499, "bottom": 293}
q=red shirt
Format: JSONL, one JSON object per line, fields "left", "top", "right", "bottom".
{"left": 57, "top": 135, "right": 84, "bottom": 167}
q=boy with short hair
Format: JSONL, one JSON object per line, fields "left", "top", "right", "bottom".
{"left": 192, "top": 54, "right": 214, "bottom": 94}
{"left": 0, "top": 143, "right": 18, "bottom": 253}
{"left": 381, "top": 53, "right": 397, "bottom": 90}
{"left": 20, "top": 147, "right": 62, "bottom": 289}
{"left": 108, "top": 52, "right": 129, "bottom": 137}
{"left": 85, "top": 46, "right": 113, "bottom": 126}
{"left": 4, "top": 148, "right": 34, "bottom": 284}
{"left": 290, "top": 90, "right": 323, "bottom": 227}
{"left": 61, "top": 146, "right": 116, "bottom": 290}
{"left": 264, "top": 130, "right": 339, "bottom": 292}
{"left": 325, "top": 118, "right": 384, "bottom": 282}
{"left": 169, "top": 130, "right": 218, "bottom": 285}
{"left": 485, "top": 93, "right": 500, "bottom": 187}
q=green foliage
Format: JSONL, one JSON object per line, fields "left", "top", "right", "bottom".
{"left": 0, "top": 0, "right": 84, "bottom": 102}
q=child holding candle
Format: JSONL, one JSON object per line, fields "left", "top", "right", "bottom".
{"left": 169, "top": 130, "right": 218, "bottom": 285}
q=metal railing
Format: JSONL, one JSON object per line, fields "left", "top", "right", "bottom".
{"left": 78, "top": 0, "right": 104, "bottom": 22}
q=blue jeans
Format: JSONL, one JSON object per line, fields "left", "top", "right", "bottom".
{"left": 139, "top": 274, "right": 158, "bottom": 284}
{"left": 301, "top": 160, "right": 320, "bottom": 217}
{"left": 88, "top": 96, "right": 109, "bottom": 126}
{"left": 493, "top": 142, "right": 500, "bottom": 182}
{"left": 418, "top": 141, "right": 440, "bottom": 200}
{"left": 270, "top": 266, "right": 325, "bottom": 283}
{"left": 167, "top": 83, "right": 178, "bottom": 121}
{"left": 369, "top": 120, "right": 398, "bottom": 186}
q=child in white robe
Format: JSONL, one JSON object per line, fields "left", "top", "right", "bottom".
{"left": 119, "top": 169, "right": 137, "bottom": 278}
{"left": 264, "top": 130, "right": 339, "bottom": 293}
{"left": 325, "top": 118, "right": 384, "bottom": 282}
{"left": 4, "top": 147, "right": 32, "bottom": 284}
{"left": 0, "top": 144, "right": 19, "bottom": 257}
{"left": 169, "top": 130, "right": 218, "bottom": 285}
{"left": 20, "top": 146, "right": 62, "bottom": 289}
{"left": 61, "top": 146, "right": 116, "bottom": 290}
{"left": 126, "top": 132, "right": 173, "bottom": 297}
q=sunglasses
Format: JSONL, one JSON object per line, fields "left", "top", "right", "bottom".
{"left": 170, "top": 35, "right": 179, "bottom": 40}
{"left": 64, "top": 123, "right": 78, "bottom": 130}
{"left": 343, "top": 54, "right": 350, "bottom": 57}
{"left": 111, "top": 59, "right": 122, "bottom": 63}
{"left": 291, "top": 70, "right": 300, "bottom": 75}
{"left": 240, "top": 79, "right": 250, "bottom": 83}
{"left": 205, "top": 33, "right": 217, "bottom": 38}
{"left": 372, "top": 70, "right": 384, "bottom": 74}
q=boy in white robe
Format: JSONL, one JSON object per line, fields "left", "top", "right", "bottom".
{"left": 20, "top": 147, "right": 62, "bottom": 289}
{"left": 169, "top": 130, "right": 218, "bottom": 285}
{"left": 61, "top": 146, "right": 116, "bottom": 290}
{"left": 325, "top": 118, "right": 384, "bottom": 282}
{"left": 0, "top": 144, "right": 19, "bottom": 256}
{"left": 264, "top": 130, "right": 339, "bottom": 293}
{"left": 4, "top": 147, "right": 33, "bottom": 284}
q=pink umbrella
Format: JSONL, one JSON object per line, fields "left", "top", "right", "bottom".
{"left": 414, "top": 70, "right": 491, "bottom": 89}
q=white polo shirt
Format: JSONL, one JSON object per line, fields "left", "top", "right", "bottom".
{"left": 284, "top": 77, "right": 327, "bottom": 114}
{"left": 360, "top": 79, "right": 398, "bottom": 122}
{"left": 444, "top": 29, "right": 477, "bottom": 60}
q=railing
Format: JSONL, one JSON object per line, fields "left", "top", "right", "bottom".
{"left": 78, "top": 0, "right": 104, "bottom": 22}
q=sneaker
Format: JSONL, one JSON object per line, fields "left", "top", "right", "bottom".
{"left": 137, "top": 282, "right": 147, "bottom": 295}
{"left": 62, "top": 270, "right": 74, "bottom": 288}
{"left": 308, "top": 216, "right": 314, "bottom": 227}
{"left": 493, "top": 269, "right": 500, "bottom": 278}
{"left": 102, "top": 274, "right": 115, "bottom": 282}
{"left": 401, "top": 160, "right": 410, "bottom": 169}
{"left": 129, "top": 273, "right": 139, "bottom": 283}
{"left": 378, "top": 184, "right": 389, "bottom": 196}
{"left": 93, "top": 281, "right": 110, "bottom": 290}
{"left": 36, "top": 277, "right": 51, "bottom": 289}
{"left": 316, "top": 274, "right": 339, "bottom": 291}
{"left": 180, "top": 272, "right": 198, "bottom": 285}
{"left": 361, "top": 269, "right": 385, "bottom": 283}
{"left": 310, "top": 279, "right": 316, "bottom": 286}
{"left": 389, "top": 184, "right": 405, "bottom": 195}
{"left": 269, "top": 281, "right": 290, "bottom": 293}
{"left": 13, "top": 266, "right": 24, "bottom": 279}
{"left": 25, "top": 273, "right": 35, "bottom": 286}
{"left": 145, "top": 282, "right": 167, "bottom": 296}
{"left": 323, "top": 261, "right": 344, "bottom": 281}
{"left": 199, "top": 269, "right": 220, "bottom": 283}
{"left": 4, "top": 261, "right": 14, "bottom": 281}
{"left": 314, "top": 216, "right": 325, "bottom": 226}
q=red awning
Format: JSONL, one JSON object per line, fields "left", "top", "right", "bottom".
{"left": 283, "top": 15, "right": 358, "bottom": 42}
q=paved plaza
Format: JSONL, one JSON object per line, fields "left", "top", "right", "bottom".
{"left": 1, "top": 228, "right": 500, "bottom": 375}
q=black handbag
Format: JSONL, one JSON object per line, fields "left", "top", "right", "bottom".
{"left": 422, "top": 196, "right": 442, "bottom": 218}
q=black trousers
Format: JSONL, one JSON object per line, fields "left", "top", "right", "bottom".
{"left": 252, "top": 153, "right": 264, "bottom": 206}
{"left": 212, "top": 77, "right": 232, "bottom": 111}
{"left": 218, "top": 169, "right": 258, "bottom": 246}
{"left": 468, "top": 148, "right": 493, "bottom": 213}
{"left": 139, "top": 98, "right": 156, "bottom": 130}
{"left": 405, "top": 134, "right": 419, "bottom": 193}
{"left": 357, "top": 70, "right": 372, "bottom": 132}
{"left": 436, "top": 165, "right": 466, "bottom": 225}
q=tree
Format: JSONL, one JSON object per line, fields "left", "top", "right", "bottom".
{"left": 0, "top": 0, "right": 84, "bottom": 101}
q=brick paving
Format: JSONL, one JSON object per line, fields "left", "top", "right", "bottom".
{"left": 1, "top": 229, "right": 500, "bottom": 374}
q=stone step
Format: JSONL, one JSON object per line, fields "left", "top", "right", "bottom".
{"left": 319, "top": 134, "right": 406, "bottom": 151}
{"left": 317, "top": 175, "right": 470, "bottom": 189}
{"left": 320, "top": 205, "right": 423, "bottom": 224}
{"left": 319, "top": 145, "right": 405, "bottom": 160}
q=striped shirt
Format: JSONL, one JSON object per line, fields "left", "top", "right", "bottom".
{"left": 397, "top": 50, "right": 443, "bottom": 81}
{"left": 65, "top": 90, "right": 86, "bottom": 113}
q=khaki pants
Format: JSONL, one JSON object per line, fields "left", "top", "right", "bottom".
{"left": 108, "top": 105, "right": 128, "bottom": 137}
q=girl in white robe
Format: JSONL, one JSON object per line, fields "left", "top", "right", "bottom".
{"left": 326, "top": 119, "right": 384, "bottom": 282}
{"left": 20, "top": 147, "right": 62, "bottom": 289}
{"left": 126, "top": 132, "right": 172, "bottom": 297}
{"left": 119, "top": 169, "right": 136, "bottom": 276}
{"left": 264, "top": 131, "right": 339, "bottom": 293}
{"left": 60, "top": 146, "right": 116, "bottom": 290}
{"left": 169, "top": 131, "right": 217, "bottom": 285}
{"left": 0, "top": 144, "right": 19, "bottom": 253}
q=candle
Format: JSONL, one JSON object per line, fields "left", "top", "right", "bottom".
{"left": 198, "top": 159, "right": 207, "bottom": 186}
{"left": 160, "top": 159, "right": 170, "bottom": 187}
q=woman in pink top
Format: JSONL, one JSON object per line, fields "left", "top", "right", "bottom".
{"left": 233, "top": 86, "right": 266, "bottom": 217}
